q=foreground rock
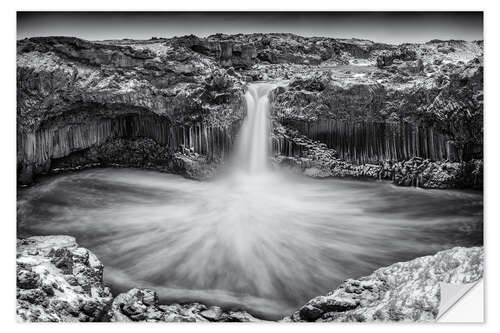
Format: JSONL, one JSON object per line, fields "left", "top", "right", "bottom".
{"left": 16, "top": 236, "right": 482, "bottom": 322}
{"left": 286, "top": 246, "right": 483, "bottom": 322}
{"left": 16, "top": 236, "right": 113, "bottom": 322}
{"left": 108, "top": 288, "right": 262, "bottom": 322}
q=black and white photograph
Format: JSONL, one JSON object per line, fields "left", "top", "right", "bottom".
{"left": 13, "top": 9, "right": 486, "bottom": 324}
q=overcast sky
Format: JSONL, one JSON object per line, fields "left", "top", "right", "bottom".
{"left": 17, "top": 12, "right": 483, "bottom": 44}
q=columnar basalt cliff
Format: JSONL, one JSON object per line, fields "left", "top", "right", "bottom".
{"left": 267, "top": 38, "right": 483, "bottom": 188}
{"left": 17, "top": 34, "right": 483, "bottom": 188}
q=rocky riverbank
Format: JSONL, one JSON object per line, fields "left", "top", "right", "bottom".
{"left": 16, "top": 236, "right": 483, "bottom": 322}
{"left": 287, "top": 246, "right": 483, "bottom": 322}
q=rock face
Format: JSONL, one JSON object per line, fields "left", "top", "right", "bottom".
{"left": 16, "top": 236, "right": 113, "bottom": 322}
{"left": 287, "top": 246, "right": 483, "bottom": 322}
{"left": 271, "top": 55, "right": 483, "bottom": 162}
{"left": 108, "top": 288, "right": 261, "bottom": 322}
{"left": 17, "top": 37, "right": 246, "bottom": 184}
{"left": 267, "top": 40, "right": 482, "bottom": 188}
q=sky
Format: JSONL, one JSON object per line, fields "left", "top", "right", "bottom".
{"left": 17, "top": 12, "right": 483, "bottom": 44}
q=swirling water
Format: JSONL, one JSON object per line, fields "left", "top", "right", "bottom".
{"left": 17, "top": 83, "right": 483, "bottom": 319}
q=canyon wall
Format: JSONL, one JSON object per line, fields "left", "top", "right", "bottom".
{"left": 17, "top": 34, "right": 483, "bottom": 187}
{"left": 17, "top": 36, "right": 249, "bottom": 184}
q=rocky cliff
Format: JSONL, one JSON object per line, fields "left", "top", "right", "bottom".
{"left": 17, "top": 36, "right": 247, "bottom": 184}
{"left": 17, "top": 34, "right": 483, "bottom": 188}
{"left": 16, "top": 236, "right": 483, "bottom": 322}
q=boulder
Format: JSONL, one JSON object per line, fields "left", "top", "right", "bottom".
{"left": 16, "top": 236, "right": 113, "bottom": 322}
{"left": 109, "top": 288, "right": 262, "bottom": 322}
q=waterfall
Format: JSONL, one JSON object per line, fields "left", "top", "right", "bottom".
{"left": 233, "top": 83, "right": 277, "bottom": 173}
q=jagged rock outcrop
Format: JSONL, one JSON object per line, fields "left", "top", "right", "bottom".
{"left": 16, "top": 236, "right": 113, "bottom": 322}
{"left": 376, "top": 48, "right": 417, "bottom": 68}
{"left": 108, "top": 288, "right": 261, "bottom": 322}
{"left": 286, "top": 246, "right": 483, "bottom": 322}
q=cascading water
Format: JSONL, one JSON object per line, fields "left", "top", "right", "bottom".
{"left": 233, "top": 82, "right": 276, "bottom": 173}
{"left": 17, "top": 82, "right": 483, "bottom": 320}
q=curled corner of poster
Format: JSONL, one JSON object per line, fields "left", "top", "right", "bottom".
{"left": 437, "top": 279, "right": 484, "bottom": 323}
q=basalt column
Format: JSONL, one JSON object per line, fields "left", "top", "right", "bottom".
{"left": 17, "top": 114, "right": 237, "bottom": 184}
{"left": 280, "top": 119, "right": 460, "bottom": 163}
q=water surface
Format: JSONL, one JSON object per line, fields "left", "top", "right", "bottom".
{"left": 17, "top": 168, "right": 483, "bottom": 319}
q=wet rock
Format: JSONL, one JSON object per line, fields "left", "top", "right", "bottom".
{"left": 200, "top": 306, "right": 224, "bottom": 321}
{"left": 299, "top": 304, "right": 323, "bottom": 321}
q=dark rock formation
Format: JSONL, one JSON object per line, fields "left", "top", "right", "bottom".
{"left": 18, "top": 114, "right": 237, "bottom": 183}
{"left": 286, "top": 246, "right": 483, "bottom": 322}
{"left": 288, "top": 119, "right": 458, "bottom": 164}
{"left": 273, "top": 124, "right": 482, "bottom": 189}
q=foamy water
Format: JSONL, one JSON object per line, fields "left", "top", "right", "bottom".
{"left": 17, "top": 83, "right": 483, "bottom": 319}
